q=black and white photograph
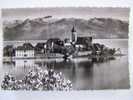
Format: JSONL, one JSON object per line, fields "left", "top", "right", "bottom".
{"left": 1, "top": 7, "right": 130, "bottom": 90}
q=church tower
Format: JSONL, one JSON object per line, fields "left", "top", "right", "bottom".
{"left": 71, "top": 26, "right": 77, "bottom": 44}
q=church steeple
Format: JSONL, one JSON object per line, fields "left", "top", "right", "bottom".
{"left": 71, "top": 26, "right": 76, "bottom": 33}
{"left": 71, "top": 26, "right": 77, "bottom": 44}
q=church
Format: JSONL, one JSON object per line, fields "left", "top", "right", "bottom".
{"left": 70, "top": 26, "right": 93, "bottom": 51}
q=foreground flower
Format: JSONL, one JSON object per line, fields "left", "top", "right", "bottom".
{"left": 1, "top": 67, "right": 72, "bottom": 91}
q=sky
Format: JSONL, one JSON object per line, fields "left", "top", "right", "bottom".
{"left": 2, "top": 7, "right": 130, "bottom": 21}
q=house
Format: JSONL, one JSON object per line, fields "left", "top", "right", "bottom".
{"left": 64, "top": 38, "right": 71, "bottom": 47}
{"left": 75, "top": 37, "right": 92, "bottom": 51}
{"left": 15, "top": 43, "right": 34, "bottom": 58}
{"left": 46, "top": 38, "right": 64, "bottom": 53}
{"left": 35, "top": 42, "right": 46, "bottom": 55}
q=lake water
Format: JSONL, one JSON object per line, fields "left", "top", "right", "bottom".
{"left": 1, "top": 39, "right": 130, "bottom": 90}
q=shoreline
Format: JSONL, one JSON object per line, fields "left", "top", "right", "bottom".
{"left": 3, "top": 54, "right": 125, "bottom": 62}
{"left": 3, "top": 38, "right": 128, "bottom": 42}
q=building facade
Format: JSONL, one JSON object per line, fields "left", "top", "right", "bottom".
{"left": 15, "top": 43, "right": 34, "bottom": 58}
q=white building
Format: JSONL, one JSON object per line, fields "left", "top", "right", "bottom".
{"left": 15, "top": 43, "right": 35, "bottom": 58}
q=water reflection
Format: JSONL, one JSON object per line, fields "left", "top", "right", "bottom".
{"left": 92, "top": 56, "right": 116, "bottom": 63}
{"left": 3, "top": 56, "right": 129, "bottom": 90}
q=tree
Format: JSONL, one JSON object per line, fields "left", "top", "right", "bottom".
{"left": 4, "top": 45, "right": 15, "bottom": 57}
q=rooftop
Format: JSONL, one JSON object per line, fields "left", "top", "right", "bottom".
{"left": 16, "top": 43, "right": 34, "bottom": 50}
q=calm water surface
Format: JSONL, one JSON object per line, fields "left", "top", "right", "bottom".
{"left": 1, "top": 39, "right": 129, "bottom": 90}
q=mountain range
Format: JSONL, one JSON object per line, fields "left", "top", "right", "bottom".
{"left": 3, "top": 17, "right": 129, "bottom": 41}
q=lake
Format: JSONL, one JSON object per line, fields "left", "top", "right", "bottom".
{"left": 1, "top": 39, "right": 130, "bottom": 90}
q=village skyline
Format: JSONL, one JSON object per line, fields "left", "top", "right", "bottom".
{"left": 1, "top": 7, "right": 130, "bottom": 91}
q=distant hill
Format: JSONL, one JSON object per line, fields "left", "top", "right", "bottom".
{"left": 3, "top": 17, "right": 129, "bottom": 41}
